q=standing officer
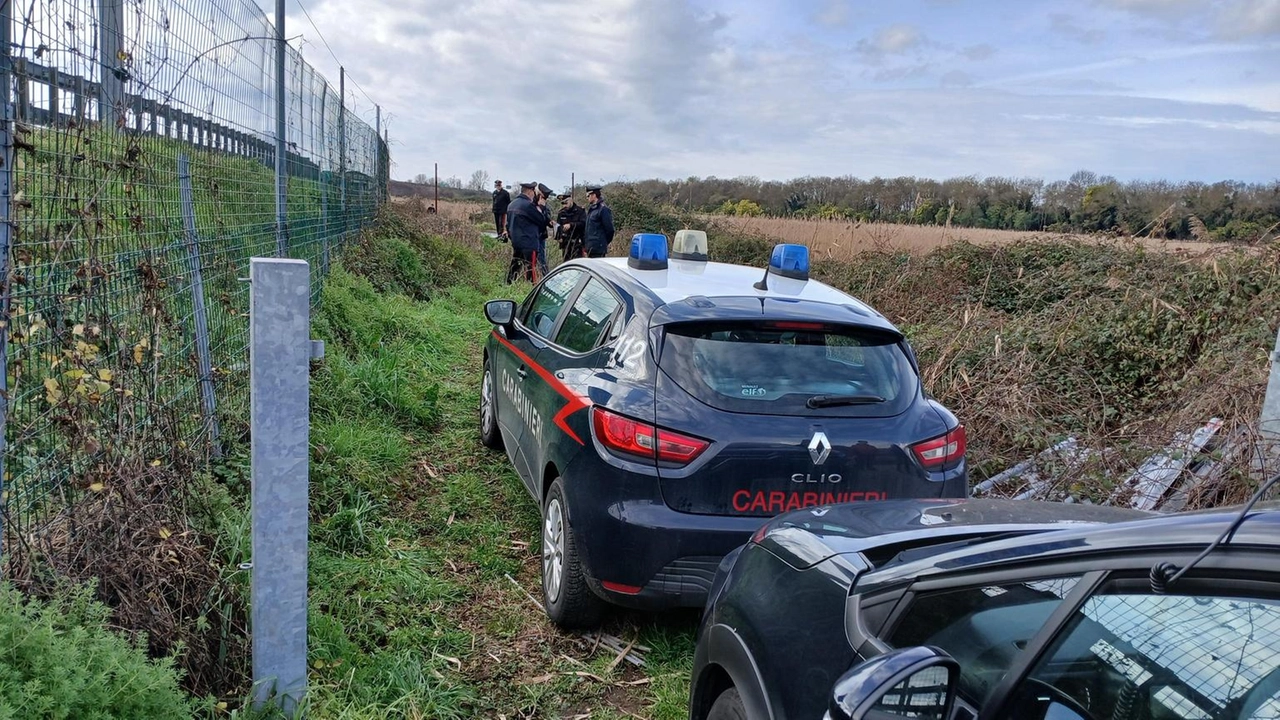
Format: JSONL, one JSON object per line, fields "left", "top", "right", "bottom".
{"left": 555, "top": 192, "right": 587, "bottom": 261}
{"left": 504, "top": 181, "right": 543, "bottom": 283}
{"left": 492, "top": 179, "right": 511, "bottom": 235}
{"left": 584, "top": 186, "right": 615, "bottom": 258}
{"left": 536, "top": 183, "right": 555, "bottom": 277}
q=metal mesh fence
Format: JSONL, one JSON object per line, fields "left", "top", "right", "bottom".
{"left": 0, "top": 0, "right": 386, "bottom": 554}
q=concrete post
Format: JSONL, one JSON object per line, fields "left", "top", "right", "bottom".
{"left": 250, "top": 258, "right": 317, "bottom": 714}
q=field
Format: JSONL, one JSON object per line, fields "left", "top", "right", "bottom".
{"left": 712, "top": 213, "right": 1236, "bottom": 258}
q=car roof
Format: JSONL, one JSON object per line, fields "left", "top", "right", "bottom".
{"left": 566, "top": 256, "right": 893, "bottom": 327}
{"left": 584, "top": 257, "right": 878, "bottom": 309}
{"left": 854, "top": 502, "right": 1280, "bottom": 595}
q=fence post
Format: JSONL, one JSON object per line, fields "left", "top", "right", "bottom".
{"left": 178, "top": 154, "right": 220, "bottom": 457}
{"left": 1260, "top": 327, "right": 1280, "bottom": 472}
{"left": 273, "top": 0, "right": 287, "bottom": 258}
{"left": 0, "top": 0, "right": 12, "bottom": 558}
{"left": 97, "top": 0, "right": 124, "bottom": 128}
{"left": 338, "top": 67, "right": 346, "bottom": 241}
{"left": 249, "top": 257, "right": 316, "bottom": 715}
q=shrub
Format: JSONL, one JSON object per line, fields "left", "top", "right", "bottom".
{"left": 0, "top": 582, "right": 194, "bottom": 719}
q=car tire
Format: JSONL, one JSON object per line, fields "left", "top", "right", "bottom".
{"left": 480, "top": 358, "right": 503, "bottom": 450}
{"left": 707, "top": 687, "right": 747, "bottom": 720}
{"left": 542, "top": 478, "right": 604, "bottom": 629}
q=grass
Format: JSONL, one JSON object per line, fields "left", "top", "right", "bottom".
{"left": 198, "top": 204, "right": 698, "bottom": 717}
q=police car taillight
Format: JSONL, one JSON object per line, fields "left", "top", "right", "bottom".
{"left": 591, "top": 406, "right": 709, "bottom": 465}
{"left": 911, "top": 425, "right": 966, "bottom": 470}
{"left": 628, "top": 233, "right": 669, "bottom": 270}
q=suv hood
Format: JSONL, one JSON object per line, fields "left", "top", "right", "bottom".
{"left": 755, "top": 498, "right": 1152, "bottom": 570}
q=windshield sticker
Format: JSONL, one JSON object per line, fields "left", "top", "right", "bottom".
{"left": 740, "top": 385, "right": 767, "bottom": 397}
{"left": 732, "top": 490, "right": 885, "bottom": 513}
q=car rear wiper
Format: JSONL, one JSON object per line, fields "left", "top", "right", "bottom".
{"left": 806, "top": 394, "right": 886, "bottom": 408}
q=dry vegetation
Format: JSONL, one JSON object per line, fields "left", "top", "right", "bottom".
{"left": 715, "top": 213, "right": 1240, "bottom": 258}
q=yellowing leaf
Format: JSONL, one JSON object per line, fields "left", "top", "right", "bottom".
{"left": 88, "top": 482, "right": 105, "bottom": 492}
{"left": 150, "top": 459, "right": 161, "bottom": 467}
{"left": 97, "top": 369, "right": 113, "bottom": 381}
{"left": 72, "top": 323, "right": 85, "bottom": 336}
{"left": 133, "top": 344, "right": 145, "bottom": 364}
{"left": 64, "top": 368, "right": 86, "bottom": 380}
{"left": 94, "top": 381, "right": 111, "bottom": 394}
{"left": 123, "top": 388, "right": 134, "bottom": 398}
{"left": 159, "top": 527, "right": 172, "bottom": 539}
{"left": 43, "top": 378, "right": 62, "bottom": 403}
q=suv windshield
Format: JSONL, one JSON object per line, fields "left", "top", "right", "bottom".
{"left": 658, "top": 320, "right": 917, "bottom": 417}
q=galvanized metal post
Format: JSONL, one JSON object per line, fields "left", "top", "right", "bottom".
{"left": 0, "top": 0, "right": 12, "bottom": 559}
{"left": 97, "top": 0, "right": 124, "bottom": 128}
{"left": 250, "top": 257, "right": 316, "bottom": 715}
{"left": 1261, "top": 327, "right": 1280, "bottom": 441}
{"left": 338, "top": 67, "right": 346, "bottom": 239}
{"left": 178, "top": 154, "right": 220, "bottom": 457}
{"left": 273, "top": 0, "right": 287, "bottom": 257}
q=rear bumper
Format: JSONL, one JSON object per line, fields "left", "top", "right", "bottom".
{"left": 570, "top": 496, "right": 767, "bottom": 610}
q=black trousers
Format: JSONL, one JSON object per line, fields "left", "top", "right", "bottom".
{"left": 505, "top": 247, "right": 535, "bottom": 284}
{"left": 585, "top": 243, "right": 607, "bottom": 258}
{"left": 494, "top": 211, "right": 506, "bottom": 234}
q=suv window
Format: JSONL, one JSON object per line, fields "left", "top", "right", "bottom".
{"left": 1003, "top": 587, "right": 1280, "bottom": 720}
{"left": 657, "top": 321, "right": 917, "bottom": 417}
{"left": 521, "top": 269, "right": 582, "bottom": 338}
{"left": 554, "top": 278, "right": 621, "bottom": 354}
{"left": 888, "top": 576, "right": 1082, "bottom": 705}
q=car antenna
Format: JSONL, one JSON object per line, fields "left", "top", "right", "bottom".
{"left": 753, "top": 265, "right": 770, "bottom": 292}
{"left": 1149, "top": 470, "right": 1280, "bottom": 595}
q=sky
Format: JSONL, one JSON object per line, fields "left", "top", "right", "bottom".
{"left": 257, "top": 0, "right": 1280, "bottom": 188}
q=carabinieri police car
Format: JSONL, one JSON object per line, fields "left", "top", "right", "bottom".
{"left": 480, "top": 231, "right": 967, "bottom": 628}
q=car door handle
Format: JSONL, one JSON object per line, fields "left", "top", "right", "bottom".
{"left": 517, "top": 366, "right": 528, "bottom": 380}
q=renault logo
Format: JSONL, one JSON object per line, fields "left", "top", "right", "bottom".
{"left": 808, "top": 431, "right": 831, "bottom": 465}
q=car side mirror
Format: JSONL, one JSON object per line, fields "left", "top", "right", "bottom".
{"left": 827, "top": 646, "right": 959, "bottom": 720}
{"left": 485, "top": 299, "right": 516, "bottom": 326}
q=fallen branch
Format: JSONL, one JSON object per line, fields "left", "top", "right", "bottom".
{"left": 504, "top": 573, "right": 544, "bottom": 613}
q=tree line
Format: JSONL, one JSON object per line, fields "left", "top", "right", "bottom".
{"left": 611, "top": 171, "right": 1280, "bottom": 242}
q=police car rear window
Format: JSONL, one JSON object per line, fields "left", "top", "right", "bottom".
{"left": 658, "top": 321, "right": 917, "bottom": 416}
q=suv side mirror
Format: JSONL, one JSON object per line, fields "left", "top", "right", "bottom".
{"left": 826, "top": 646, "right": 959, "bottom": 720}
{"left": 485, "top": 299, "right": 516, "bottom": 326}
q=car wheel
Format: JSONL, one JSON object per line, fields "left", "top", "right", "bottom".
{"left": 542, "top": 478, "right": 604, "bottom": 629}
{"left": 707, "top": 687, "right": 746, "bottom": 720}
{"left": 480, "top": 359, "right": 503, "bottom": 450}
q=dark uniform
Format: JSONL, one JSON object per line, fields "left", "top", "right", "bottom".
{"left": 505, "top": 183, "right": 544, "bottom": 284}
{"left": 535, "top": 183, "right": 554, "bottom": 277}
{"left": 584, "top": 186, "right": 615, "bottom": 258}
{"left": 492, "top": 182, "right": 511, "bottom": 234}
{"left": 555, "top": 194, "right": 587, "bottom": 261}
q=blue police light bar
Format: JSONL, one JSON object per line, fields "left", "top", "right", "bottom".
{"left": 769, "top": 243, "right": 809, "bottom": 281}
{"left": 628, "top": 233, "right": 669, "bottom": 270}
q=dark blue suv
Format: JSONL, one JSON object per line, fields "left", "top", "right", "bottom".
{"left": 480, "top": 232, "right": 967, "bottom": 628}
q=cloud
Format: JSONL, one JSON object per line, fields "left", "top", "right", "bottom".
{"left": 1218, "top": 0, "right": 1280, "bottom": 38}
{"left": 263, "top": 0, "right": 1280, "bottom": 185}
{"left": 961, "top": 44, "right": 995, "bottom": 61}
{"left": 856, "top": 24, "right": 923, "bottom": 61}
{"left": 812, "top": 0, "right": 854, "bottom": 28}
{"left": 1049, "top": 13, "right": 1106, "bottom": 44}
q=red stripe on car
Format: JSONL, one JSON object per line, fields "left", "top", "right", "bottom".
{"left": 493, "top": 331, "right": 591, "bottom": 445}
